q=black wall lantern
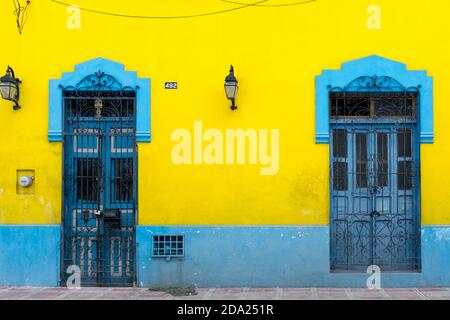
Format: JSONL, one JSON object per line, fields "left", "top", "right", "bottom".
{"left": 0, "top": 66, "right": 21, "bottom": 110}
{"left": 224, "top": 65, "right": 238, "bottom": 110}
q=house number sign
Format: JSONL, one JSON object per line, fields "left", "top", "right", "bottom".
{"left": 165, "top": 82, "right": 178, "bottom": 89}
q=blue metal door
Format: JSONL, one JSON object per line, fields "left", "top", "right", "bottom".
{"left": 62, "top": 73, "right": 137, "bottom": 286}
{"left": 330, "top": 124, "right": 420, "bottom": 271}
{"left": 329, "top": 77, "right": 421, "bottom": 272}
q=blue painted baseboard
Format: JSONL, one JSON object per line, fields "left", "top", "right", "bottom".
{"left": 1, "top": 225, "right": 450, "bottom": 287}
{"left": 0, "top": 225, "right": 60, "bottom": 286}
{"left": 136, "top": 225, "right": 450, "bottom": 288}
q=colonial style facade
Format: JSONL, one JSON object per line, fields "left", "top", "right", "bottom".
{"left": 1, "top": 0, "right": 449, "bottom": 288}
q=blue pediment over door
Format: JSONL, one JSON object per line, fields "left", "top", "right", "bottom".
{"left": 49, "top": 58, "right": 151, "bottom": 142}
{"left": 315, "top": 55, "right": 433, "bottom": 144}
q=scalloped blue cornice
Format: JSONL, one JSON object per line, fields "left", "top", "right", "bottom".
{"left": 315, "top": 55, "right": 433, "bottom": 144}
{"left": 49, "top": 58, "right": 151, "bottom": 142}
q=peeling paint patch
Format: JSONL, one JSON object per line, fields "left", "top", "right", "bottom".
{"left": 38, "top": 196, "right": 53, "bottom": 216}
{"left": 434, "top": 228, "right": 450, "bottom": 241}
{"left": 44, "top": 202, "right": 52, "bottom": 216}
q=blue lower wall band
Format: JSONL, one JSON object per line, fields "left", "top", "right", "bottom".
{"left": 0, "top": 225, "right": 60, "bottom": 286}
{"left": 1, "top": 225, "right": 450, "bottom": 287}
{"left": 136, "top": 226, "right": 450, "bottom": 288}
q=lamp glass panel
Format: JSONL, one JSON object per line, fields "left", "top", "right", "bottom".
{"left": 9, "top": 84, "right": 17, "bottom": 100}
{"left": 225, "top": 83, "right": 237, "bottom": 100}
{"left": 0, "top": 83, "right": 13, "bottom": 100}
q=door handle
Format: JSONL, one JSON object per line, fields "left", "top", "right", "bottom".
{"left": 94, "top": 210, "right": 102, "bottom": 217}
{"left": 370, "top": 211, "right": 381, "bottom": 218}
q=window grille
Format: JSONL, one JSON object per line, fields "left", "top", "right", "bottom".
{"left": 329, "top": 76, "right": 419, "bottom": 119}
{"left": 152, "top": 235, "right": 184, "bottom": 258}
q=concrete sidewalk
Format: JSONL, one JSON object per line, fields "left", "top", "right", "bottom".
{"left": 1, "top": 286, "right": 450, "bottom": 300}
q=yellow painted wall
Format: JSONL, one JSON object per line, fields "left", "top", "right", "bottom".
{"left": 0, "top": 0, "right": 449, "bottom": 226}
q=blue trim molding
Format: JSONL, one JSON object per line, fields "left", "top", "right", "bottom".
{"left": 49, "top": 58, "right": 151, "bottom": 142}
{"left": 0, "top": 225, "right": 61, "bottom": 286}
{"left": 315, "top": 55, "right": 433, "bottom": 144}
{"left": 136, "top": 225, "right": 450, "bottom": 288}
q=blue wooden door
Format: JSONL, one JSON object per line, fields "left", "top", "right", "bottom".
{"left": 62, "top": 90, "right": 137, "bottom": 286}
{"left": 330, "top": 124, "right": 420, "bottom": 271}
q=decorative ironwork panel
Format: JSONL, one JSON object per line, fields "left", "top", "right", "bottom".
{"left": 62, "top": 73, "right": 137, "bottom": 287}
{"left": 64, "top": 70, "right": 136, "bottom": 92}
{"left": 329, "top": 76, "right": 419, "bottom": 119}
{"left": 331, "top": 76, "right": 416, "bottom": 93}
{"left": 329, "top": 76, "right": 421, "bottom": 272}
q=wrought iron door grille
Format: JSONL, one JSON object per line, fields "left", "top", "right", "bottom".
{"left": 62, "top": 71, "right": 137, "bottom": 287}
{"left": 329, "top": 75, "right": 421, "bottom": 272}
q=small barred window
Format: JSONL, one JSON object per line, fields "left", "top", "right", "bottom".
{"left": 152, "top": 235, "right": 184, "bottom": 258}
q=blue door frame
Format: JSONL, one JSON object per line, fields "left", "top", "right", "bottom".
{"left": 325, "top": 73, "right": 423, "bottom": 272}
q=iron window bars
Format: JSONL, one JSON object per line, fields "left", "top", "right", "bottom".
{"left": 152, "top": 235, "right": 185, "bottom": 259}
